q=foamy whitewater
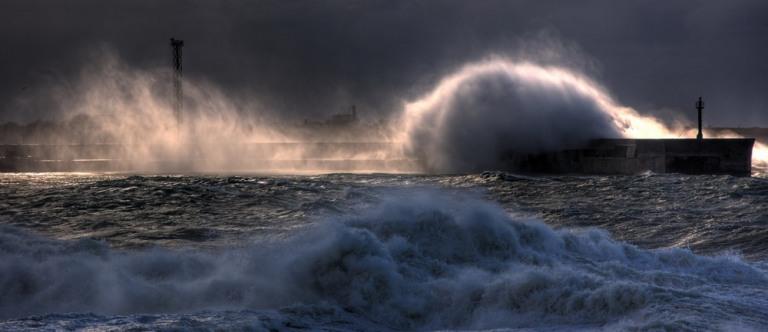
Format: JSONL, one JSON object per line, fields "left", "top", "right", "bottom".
{"left": 1, "top": 173, "right": 768, "bottom": 331}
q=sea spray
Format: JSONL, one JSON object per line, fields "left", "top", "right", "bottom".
{"left": 1, "top": 190, "right": 766, "bottom": 330}
{"left": 8, "top": 53, "right": 767, "bottom": 174}
{"left": 400, "top": 59, "right": 621, "bottom": 173}
{"left": 400, "top": 58, "right": 768, "bottom": 173}
{"left": 11, "top": 52, "right": 406, "bottom": 173}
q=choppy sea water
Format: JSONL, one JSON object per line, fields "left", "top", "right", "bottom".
{"left": 1, "top": 172, "right": 767, "bottom": 331}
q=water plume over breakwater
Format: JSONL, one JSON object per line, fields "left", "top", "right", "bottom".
{"left": 400, "top": 57, "right": 768, "bottom": 173}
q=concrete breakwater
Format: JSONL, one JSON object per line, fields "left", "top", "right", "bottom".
{"left": 0, "top": 143, "right": 418, "bottom": 173}
{"left": 0, "top": 139, "right": 756, "bottom": 176}
{"left": 505, "top": 138, "right": 755, "bottom": 177}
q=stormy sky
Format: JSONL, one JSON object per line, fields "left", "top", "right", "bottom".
{"left": 1, "top": 0, "right": 767, "bottom": 126}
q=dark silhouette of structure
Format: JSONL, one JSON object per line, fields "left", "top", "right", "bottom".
{"left": 327, "top": 105, "right": 358, "bottom": 126}
{"left": 696, "top": 97, "right": 704, "bottom": 140}
{"left": 501, "top": 138, "right": 754, "bottom": 177}
{"left": 303, "top": 105, "right": 359, "bottom": 127}
{"left": 0, "top": 138, "right": 753, "bottom": 175}
{"left": 170, "top": 38, "right": 184, "bottom": 125}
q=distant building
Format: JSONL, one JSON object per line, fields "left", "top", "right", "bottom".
{"left": 304, "top": 105, "right": 359, "bottom": 128}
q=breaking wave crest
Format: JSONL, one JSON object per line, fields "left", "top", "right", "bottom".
{"left": 400, "top": 58, "right": 768, "bottom": 173}
{"left": 1, "top": 191, "right": 767, "bottom": 330}
{"left": 401, "top": 59, "right": 622, "bottom": 173}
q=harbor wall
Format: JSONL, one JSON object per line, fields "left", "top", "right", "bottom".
{"left": 0, "top": 139, "right": 756, "bottom": 176}
{"left": 507, "top": 138, "right": 754, "bottom": 176}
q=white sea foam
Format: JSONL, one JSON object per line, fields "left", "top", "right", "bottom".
{"left": 1, "top": 191, "right": 766, "bottom": 330}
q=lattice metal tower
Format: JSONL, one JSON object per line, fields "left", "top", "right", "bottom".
{"left": 170, "top": 38, "right": 184, "bottom": 125}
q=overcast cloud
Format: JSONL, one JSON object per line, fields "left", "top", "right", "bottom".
{"left": 1, "top": 0, "right": 767, "bottom": 126}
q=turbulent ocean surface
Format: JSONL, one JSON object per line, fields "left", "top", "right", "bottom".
{"left": 1, "top": 172, "right": 768, "bottom": 331}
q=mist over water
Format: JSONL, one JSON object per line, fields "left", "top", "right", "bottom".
{"left": 4, "top": 52, "right": 767, "bottom": 173}
{"left": 17, "top": 54, "right": 408, "bottom": 173}
{"left": 48, "top": 55, "right": 288, "bottom": 166}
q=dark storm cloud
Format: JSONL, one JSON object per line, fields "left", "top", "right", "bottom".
{"left": 1, "top": 0, "right": 767, "bottom": 125}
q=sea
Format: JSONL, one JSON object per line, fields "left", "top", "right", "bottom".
{"left": 1, "top": 171, "right": 768, "bottom": 331}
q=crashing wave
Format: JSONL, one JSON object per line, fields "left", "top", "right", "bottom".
{"left": 0, "top": 191, "right": 766, "bottom": 330}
